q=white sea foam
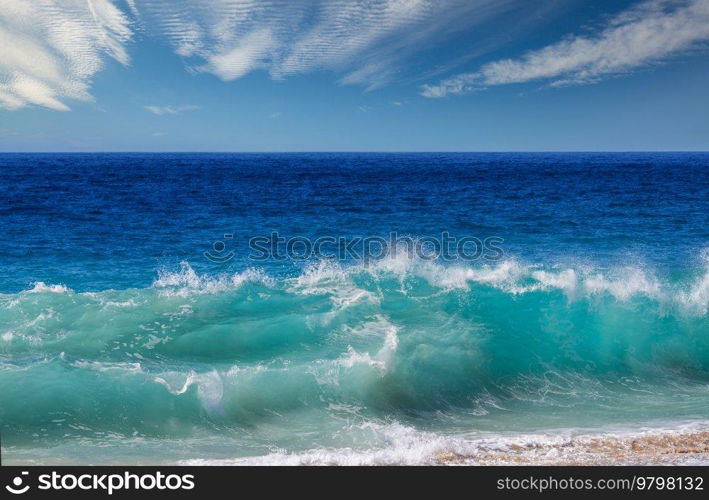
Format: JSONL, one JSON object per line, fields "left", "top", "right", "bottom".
{"left": 154, "top": 369, "right": 224, "bottom": 414}
{"left": 181, "top": 422, "right": 463, "bottom": 465}
{"left": 677, "top": 254, "right": 709, "bottom": 315}
{"left": 13, "top": 253, "right": 706, "bottom": 317}
{"left": 291, "top": 260, "right": 349, "bottom": 290}
{"left": 179, "top": 420, "right": 709, "bottom": 466}
{"left": 531, "top": 269, "right": 579, "bottom": 295}
{"left": 152, "top": 261, "right": 273, "bottom": 296}
{"left": 345, "top": 253, "right": 662, "bottom": 301}
{"left": 282, "top": 254, "right": 709, "bottom": 317}
{"left": 26, "top": 282, "right": 72, "bottom": 294}
{"left": 361, "top": 255, "right": 674, "bottom": 305}
{"left": 681, "top": 271, "right": 709, "bottom": 315}
{"left": 100, "top": 299, "right": 139, "bottom": 308}
{"left": 338, "top": 347, "right": 385, "bottom": 371}
{"left": 583, "top": 267, "right": 661, "bottom": 301}
{"left": 12, "top": 254, "right": 693, "bottom": 313}
{"left": 71, "top": 360, "right": 144, "bottom": 374}
{"left": 338, "top": 321, "right": 399, "bottom": 374}
{"left": 375, "top": 322, "right": 400, "bottom": 369}
{"left": 289, "top": 261, "right": 380, "bottom": 324}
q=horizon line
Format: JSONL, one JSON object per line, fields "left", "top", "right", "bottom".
{"left": 1, "top": 150, "right": 709, "bottom": 155}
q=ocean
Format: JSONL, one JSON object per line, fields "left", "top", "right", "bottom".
{"left": 0, "top": 152, "right": 707, "bottom": 465}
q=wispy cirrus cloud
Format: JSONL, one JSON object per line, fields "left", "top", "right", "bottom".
{"left": 422, "top": 0, "right": 709, "bottom": 98}
{"left": 1, "top": 0, "right": 532, "bottom": 111}
{"left": 137, "top": 0, "right": 518, "bottom": 89}
{"left": 8, "top": 0, "right": 703, "bottom": 112}
{"left": 145, "top": 105, "right": 201, "bottom": 115}
{"left": 0, "top": 0, "right": 133, "bottom": 111}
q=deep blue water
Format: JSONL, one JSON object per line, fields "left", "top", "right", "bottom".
{"left": 1, "top": 153, "right": 708, "bottom": 465}
{"left": 1, "top": 153, "right": 707, "bottom": 291}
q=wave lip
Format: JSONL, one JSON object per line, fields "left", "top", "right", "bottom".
{"left": 7, "top": 252, "right": 709, "bottom": 312}
{"left": 26, "top": 282, "right": 72, "bottom": 294}
{"left": 152, "top": 261, "right": 274, "bottom": 296}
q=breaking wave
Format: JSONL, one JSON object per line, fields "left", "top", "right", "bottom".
{"left": 1, "top": 253, "right": 708, "bottom": 464}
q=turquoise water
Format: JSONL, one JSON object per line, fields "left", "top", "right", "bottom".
{"left": 0, "top": 153, "right": 707, "bottom": 464}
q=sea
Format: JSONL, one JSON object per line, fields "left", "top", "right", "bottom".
{"left": 0, "top": 152, "right": 707, "bottom": 465}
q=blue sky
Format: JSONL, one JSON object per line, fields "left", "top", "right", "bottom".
{"left": 1, "top": 0, "right": 708, "bottom": 151}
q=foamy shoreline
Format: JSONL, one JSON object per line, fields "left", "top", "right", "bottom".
{"left": 171, "top": 422, "right": 709, "bottom": 466}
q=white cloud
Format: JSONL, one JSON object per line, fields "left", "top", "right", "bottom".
{"left": 422, "top": 0, "right": 709, "bottom": 97}
{"left": 0, "top": 0, "right": 548, "bottom": 111}
{"left": 11, "top": 1, "right": 703, "bottom": 110}
{"left": 0, "top": 0, "right": 133, "bottom": 110}
{"left": 269, "top": 112, "right": 281, "bottom": 119}
{"left": 145, "top": 105, "right": 201, "bottom": 115}
{"left": 207, "top": 28, "right": 277, "bottom": 81}
{"left": 137, "top": 0, "right": 515, "bottom": 88}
